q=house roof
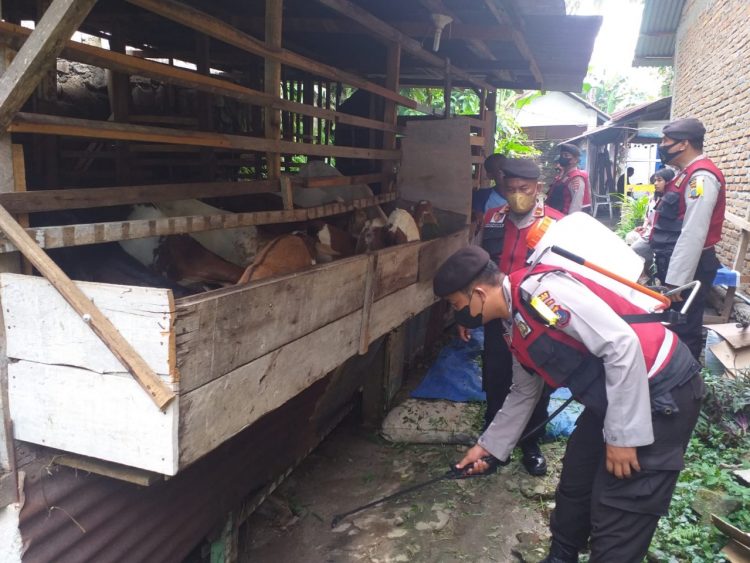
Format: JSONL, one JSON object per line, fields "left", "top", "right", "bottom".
{"left": 633, "top": 0, "right": 686, "bottom": 67}
{"left": 562, "top": 92, "right": 611, "bottom": 122}
{"left": 609, "top": 96, "right": 672, "bottom": 124}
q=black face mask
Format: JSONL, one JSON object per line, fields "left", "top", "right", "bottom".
{"left": 657, "top": 141, "right": 683, "bottom": 164}
{"left": 557, "top": 156, "right": 571, "bottom": 166}
{"left": 454, "top": 291, "right": 484, "bottom": 328}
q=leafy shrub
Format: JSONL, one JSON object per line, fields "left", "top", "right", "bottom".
{"left": 613, "top": 193, "right": 651, "bottom": 238}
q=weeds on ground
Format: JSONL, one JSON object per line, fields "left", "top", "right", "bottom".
{"left": 649, "top": 370, "right": 750, "bottom": 562}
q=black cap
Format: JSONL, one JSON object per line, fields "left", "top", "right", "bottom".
{"left": 499, "top": 157, "right": 540, "bottom": 179}
{"left": 663, "top": 118, "right": 706, "bottom": 141}
{"left": 484, "top": 153, "right": 507, "bottom": 173}
{"left": 559, "top": 143, "right": 580, "bottom": 157}
{"left": 433, "top": 246, "right": 491, "bottom": 297}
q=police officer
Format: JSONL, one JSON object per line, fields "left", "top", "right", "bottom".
{"left": 547, "top": 144, "right": 591, "bottom": 215}
{"left": 650, "top": 117, "right": 725, "bottom": 359}
{"left": 469, "top": 157, "right": 563, "bottom": 476}
{"left": 433, "top": 246, "right": 703, "bottom": 563}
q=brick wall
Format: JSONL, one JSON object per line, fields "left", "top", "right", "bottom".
{"left": 672, "top": 0, "right": 750, "bottom": 268}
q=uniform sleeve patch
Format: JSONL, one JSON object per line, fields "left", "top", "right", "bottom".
{"left": 688, "top": 176, "right": 704, "bottom": 199}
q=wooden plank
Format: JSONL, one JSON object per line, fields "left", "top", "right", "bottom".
{"left": 8, "top": 361, "right": 178, "bottom": 475}
{"left": 9, "top": 112, "right": 402, "bottom": 161}
{"left": 316, "top": 0, "right": 496, "bottom": 92}
{"left": 0, "top": 273, "right": 174, "bottom": 377}
{"left": 280, "top": 175, "right": 293, "bottom": 210}
{"left": 178, "top": 310, "right": 363, "bottom": 467}
{"left": 0, "top": 193, "right": 397, "bottom": 252}
{"left": 0, "top": 205, "right": 175, "bottom": 409}
{"left": 726, "top": 212, "right": 750, "bottom": 232}
{"left": 53, "top": 454, "right": 164, "bottom": 486}
{"left": 0, "top": 22, "right": 404, "bottom": 135}
{"left": 398, "top": 118, "right": 475, "bottom": 220}
{"left": 374, "top": 240, "right": 420, "bottom": 300}
{"left": 367, "top": 280, "right": 438, "bottom": 345}
{"left": 0, "top": 180, "right": 279, "bottom": 214}
{"left": 418, "top": 227, "right": 469, "bottom": 282}
{"left": 126, "top": 0, "right": 417, "bottom": 109}
{"left": 0, "top": 0, "right": 98, "bottom": 130}
{"left": 359, "top": 253, "right": 378, "bottom": 354}
{"left": 174, "top": 255, "right": 369, "bottom": 393}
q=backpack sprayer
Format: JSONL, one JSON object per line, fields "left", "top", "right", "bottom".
{"left": 331, "top": 213, "right": 700, "bottom": 528}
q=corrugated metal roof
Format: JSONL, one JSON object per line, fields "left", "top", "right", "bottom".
{"left": 633, "top": 0, "right": 686, "bottom": 66}
{"left": 609, "top": 96, "right": 672, "bottom": 124}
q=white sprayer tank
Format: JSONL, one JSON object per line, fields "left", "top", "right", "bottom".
{"left": 528, "top": 212, "right": 663, "bottom": 312}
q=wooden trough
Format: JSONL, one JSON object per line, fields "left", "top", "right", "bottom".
{"left": 1, "top": 226, "right": 467, "bottom": 475}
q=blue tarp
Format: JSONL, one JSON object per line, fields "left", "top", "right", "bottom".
{"left": 411, "top": 328, "right": 486, "bottom": 402}
{"left": 412, "top": 328, "right": 582, "bottom": 437}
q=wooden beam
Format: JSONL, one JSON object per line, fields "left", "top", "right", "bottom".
{"left": 0, "top": 0, "right": 98, "bottom": 130}
{"left": 264, "top": 0, "right": 282, "bottom": 179}
{"left": 126, "top": 0, "right": 417, "bottom": 109}
{"left": 0, "top": 203, "right": 175, "bottom": 409}
{"left": 482, "top": 0, "right": 543, "bottom": 87}
{"left": 9, "top": 112, "right": 401, "bottom": 161}
{"left": 0, "top": 180, "right": 280, "bottom": 214}
{"left": 0, "top": 193, "right": 397, "bottom": 253}
{"left": 317, "top": 0, "right": 496, "bottom": 92}
{"left": 0, "top": 22, "right": 404, "bottom": 135}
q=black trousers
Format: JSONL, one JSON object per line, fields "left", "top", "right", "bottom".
{"left": 482, "top": 318, "right": 550, "bottom": 446}
{"left": 549, "top": 375, "right": 704, "bottom": 562}
{"left": 656, "top": 248, "right": 720, "bottom": 360}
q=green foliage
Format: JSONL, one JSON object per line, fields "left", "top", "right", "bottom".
{"left": 580, "top": 67, "right": 655, "bottom": 114}
{"left": 613, "top": 194, "right": 650, "bottom": 237}
{"left": 695, "top": 370, "right": 750, "bottom": 448}
{"left": 649, "top": 371, "right": 750, "bottom": 561}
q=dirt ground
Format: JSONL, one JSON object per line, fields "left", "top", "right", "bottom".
{"left": 240, "top": 413, "right": 566, "bottom": 563}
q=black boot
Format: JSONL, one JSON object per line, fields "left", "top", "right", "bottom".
{"left": 540, "top": 539, "right": 579, "bottom": 563}
{"left": 521, "top": 442, "right": 547, "bottom": 476}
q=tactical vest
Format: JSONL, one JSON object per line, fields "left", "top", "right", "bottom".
{"left": 546, "top": 169, "right": 590, "bottom": 214}
{"left": 650, "top": 158, "right": 725, "bottom": 250}
{"left": 507, "top": 264, "right": 698, "bottom": 416}
{"left": 482, "top": 203, "right": 563, "bottom": 273}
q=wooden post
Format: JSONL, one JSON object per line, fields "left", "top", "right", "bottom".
{"left": 0, "top": 0, "right": 98, "bottom": 130}
{"left": 0, "top": 38, "right": 20, "bottom": 506}
{"left": 196, "top": 32, "right": 215, "bottom": 181}
{"left": 110, "top": 22, "right": 131, "bottom": 185}
{"left": 264, "top": 0, "right": 282, "bottom": 179}
{"left": 443, "top": 58, "right": 452, "bottom": 118}
{"left": 358, "top": 253, "right": 378, "bottom": 354}
{"left": 382, "top": 42, "right": 400, "bottom": 192}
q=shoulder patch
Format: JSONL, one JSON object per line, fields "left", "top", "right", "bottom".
{"left": 514, "top": 312, "right": 532, "bottom": 338}
{"left": 688, "top": 176, "right": 704, "bottom": 199}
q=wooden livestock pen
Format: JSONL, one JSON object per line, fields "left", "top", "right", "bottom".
{"left": 0, "top": 1, "right": 600, "bottom": 561}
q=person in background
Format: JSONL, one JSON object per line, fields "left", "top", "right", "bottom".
{"left": 627, "top": 168, "right": 675, "bottom": 275}
{"left": 465, "top": 157, "right": 562, "bottom": 476}
{"left": 650, "top": 118, "right": 725, "bottom": 359}
{"left": 433, "top": 246, "right": 703, "bottom": 563}
{"left": 546, "top": 144, "right": 591, "bottom": 215}
{"left": 616, "top": 166, "right": 636, "bottom": 197}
